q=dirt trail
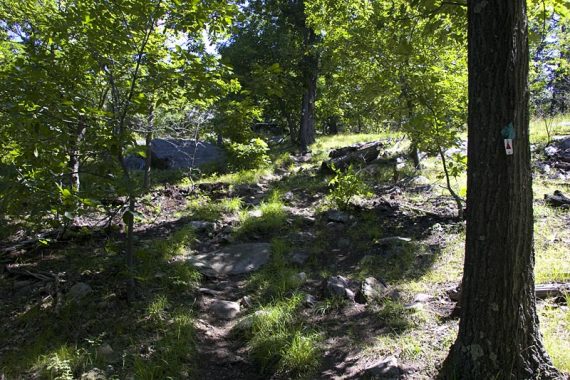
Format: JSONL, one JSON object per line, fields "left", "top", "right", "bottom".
{"left": 193, "top": 281, "right": 263, "bottom": 380}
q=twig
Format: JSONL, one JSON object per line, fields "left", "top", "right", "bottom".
{"left": 0, "top": 231, "right": 58, "bottom": 256}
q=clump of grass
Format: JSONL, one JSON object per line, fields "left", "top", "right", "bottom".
{"left": 534, "top": 204, "right": 570, "bottom": 283}
{"left": 279, "top": 330, "right": 322, "bottom": 375}
{"left": 248, "top": 239, "right": 304, "bottom": 300}
{"left": 200, "top": 167, "right": 273, "bottom": 185}
{"left": 357, "top": 241, "right": 419, "bottom": 283}
{"left": 146, "top": 294, "right": 169, "bottom": 323}
{"left": 35, "top": 345, "right": 89, "bottom": 380}
{"left": 314, "top": 295, "right": 348, "bottom": 316}
{"left": 235, "top": 191, "right": 288, "bottom": 238}
{"left": 186, "top": 196, "right": 242, "bottom": 221}
{"left": 135, "top": 226, "right": 201, "bottom": 289}
{"left": 245, "top": 294, "right": 321, "bottom": 377}
{"left": 539, "top": 300, "right": 570, "bottom": 373}
{"left": 419, "top": 227, "right": 465, "bottom": 285}
{"left": 376, "top": 298, "right": 417, "bottom": 332}
{"left": 530, "top": 114, "right": 570, "bottom": 145}
{"left": 346, "top": 211, "right": 383, "bottom": 251}
{"left": 134, "top": 308, "right": 196, "bottom": 379}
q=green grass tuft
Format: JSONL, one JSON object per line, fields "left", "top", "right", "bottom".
{"left": 245, "top": 294, "right": 321, "bottom": 377}
{"left": 186, "top": 196, "right": 243, "bottom": 222}
{"left": 235, "top": 191, "right": 288, "bottom": 239}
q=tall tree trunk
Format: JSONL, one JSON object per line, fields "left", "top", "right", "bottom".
{"left": 67, "top": 119, "right": 86, "bottom": 192}
{"left": 299, "top": 26, "right": 317, "bottom": 153}
{"left": 143, "top": 103, "right": 154, "bottom": 190}
{"left": 439, "top": 1, "right": 561, "bottom": 378}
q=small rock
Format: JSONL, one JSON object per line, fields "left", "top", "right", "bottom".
{"left": 447, "top": 286, "right": 461, "bottom": 302}
{"left": 303, "top": 294, "right": 317, "bottom": 307}
{"left": 288, "top": 231, "right": 316, "bottom": 243}
{"left": 80, "top": 368, "right": 107, "bottom": 380}
{"left": 68, "top": 282, "right": 93, "bottom": 301}
{"left": 190, "top": 221, "right": 214, "bottom": 231}
{"left": 326, "top": 275, "right": 355, "bottom": 301}
{"left": 431, "top": 223, "right": 443, "bottom": 233}
{"left": 290, "top": 251, "right": 310, "bottom": 265}
{"left": 198, "top": 288, "right": 222, "bottom": 296}
{"left": 97, "top": 343, "right": 120, "bottom": 364}
{"left": 210, "top": 300, "right": 241, "bottom": 320}
{"left": 355, "top": 277, "right": 388, "bottom": 304}
{"left": 240, "top": 295, "right": 253, "bottom": 308}
{"left": 365, "top": 356, "right": 402, "bottom": 378}
{"left": 413, "top": 293, "right": 432, "bottom": 303}
{"left": 545, "top": 145, "right": 559, "bottom": 157}
{"left": 248, "top": 209, "right": 263, "bottom": 218}
{"left": 387, "top": 288, "right": 402, "bottom": 301}
{"left": 296, "top": 272, "right": 307, "bottom": 283}
{"left": 327, "top": 210, "right": 350, "bottom": 223}
{"left": 284, "top": 192, "right": 294, "bottom": 201}
{"left": 411, "top": 176, "right": 430, "bottom": 186}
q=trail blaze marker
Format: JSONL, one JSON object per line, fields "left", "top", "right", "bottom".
{"left": 501, "top": 122, "right": 515, "bottom": 156}
{"left": 504, "top": 139, "right": 514, "bottom": 155}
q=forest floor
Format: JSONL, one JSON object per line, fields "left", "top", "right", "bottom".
{"left": 1, "top": 121, "right": 569, "bottom": 380}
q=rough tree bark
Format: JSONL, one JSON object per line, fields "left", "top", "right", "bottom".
{"left": 439, "top": 1, "right": 562, "bottom": 379}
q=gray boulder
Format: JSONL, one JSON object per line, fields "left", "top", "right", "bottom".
{"left": 125, "top": 139, "right": 226, "bottom": 170}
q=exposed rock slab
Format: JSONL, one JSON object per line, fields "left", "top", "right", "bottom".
{"left": 188, "top": 243, "right": 271, "bottom": 277}
{"left": 365, "top": 356, "right": 404, "bottom": 378}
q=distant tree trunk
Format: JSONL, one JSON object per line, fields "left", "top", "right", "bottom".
{"left": 67, "top": 119, "right": 86, "bottom": 192}
{"left": 409, "top": 142, "right": 420, "bottom": 168}
{"left": 143, "top": 103, "right": 154, "bottom": 190}
{"left": 406, "top": 98, "right": 421, "bottom": 169}
{"left": 299, "top": 24, "right": 317, "bottom": 153}
{"left": 439, "top": 0, "right": 561, "bottom": 378}
{"left": 327, "top": 116, "right": 338, "bottom": 135}
{"left": 287, "top": 114, "right": 297, "bottom": 144}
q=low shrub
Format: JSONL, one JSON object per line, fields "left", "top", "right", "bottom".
{"left": 226, "top": 138, "right": 270, "bottom": 170}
